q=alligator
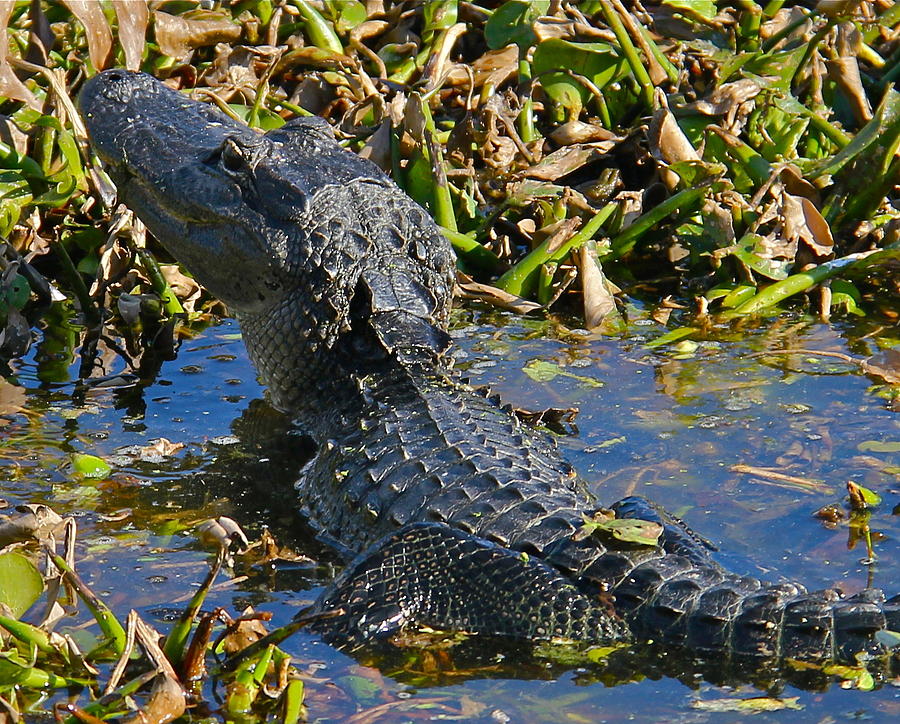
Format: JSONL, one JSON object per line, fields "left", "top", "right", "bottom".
{"left": 79, "top": 70, "right": 899, "bottom": 676}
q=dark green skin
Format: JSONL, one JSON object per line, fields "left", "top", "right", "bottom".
{"left": 80, "top": 70, "right": 898, "bottom": 671}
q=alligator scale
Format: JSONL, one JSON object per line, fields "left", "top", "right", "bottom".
{"left": 80, "top": 70, "right": 899, "bottom": 674}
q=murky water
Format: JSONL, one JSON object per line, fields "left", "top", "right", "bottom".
{"left": 2, "top": 304, "right": 899, "bottom": 722}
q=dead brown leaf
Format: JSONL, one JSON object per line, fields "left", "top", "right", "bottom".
{"left": 782, "top": 192, "right": 834, "bottom": 258}
{"left": 687, "top": 79, "right": 761, "bottom": 116}
{"left": 447, "top": 45, "right": 518, "bottom": 90}
{"left": 456, "top": 273, "right": 542, "bottom": 314}
{"left": 520, "top": 143, "right": 614, "bottom": 181}
{"left": 221, "top": 607, "right": 268, "bottom": 654}
{"left": 0, "top": 3, "right": 41, "bottom": 110}
{"left": 160, "top": 264, "right": 202, "bottom": 313}
{"left": 62, "top": 1, "right": 113, "bottom": 71}
{"left": 827, "top": 23, "right": 872, "bottom": 124}
{"left": 153, "top": 10, "right": 241, "bottom": 61}
{"left": 579, "top": 243, "right": 618, "bottom": 329}
{"left": 111, "top": 0, "right": 149, "bottom": 72}
{"left": 549, "top": 120, "right": 617, "bottom": 146}
{"left": 0, "top": 504, "right": 66, "bottom": 548}
{"left": 139, "top": 437, "right": 185, "bottom": 460}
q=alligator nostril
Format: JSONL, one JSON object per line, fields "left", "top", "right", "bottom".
{"left": 106, "top": 70, "right": 125, "bottom": 81}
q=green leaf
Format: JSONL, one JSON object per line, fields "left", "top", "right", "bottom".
{"left": 722, "top": 284, "right": 758, "bottom": 309}
{"left": 646, "top": 326, "right": 697, "bottom": 349}
{"left": 730, "top": 234, "right": 791, "bottom": 281}
{"left": 0, "top": 552, "right": 43, "bottom": 618}
{"left": 227, "top": 104, "right": 285, "bottom": 130}
{"left": 336, "top": 674, "right": 381, "bottom": 704}
{"left": 662, "top": 0, "right": 716, "bottom": 20}
{"left": 71, "top": 453, "right": 112, "bottom": 479}
{"left": 533, "top": 39, "right": 627, "bottom": 114}
{"left": 484, "top": 0, "right": 549, "bottom": 50}
{"left": 829, "top": 280, "right": 864, "bottom": 317}
{"left": 325, "top": 0, "right": 366, "bottom": 34}
{"left": 522, "top": 359, "right": 604, "bottom": 387}
{"left": 577, "top": 511, "right": 663, "bottom": 547}
{"left": 851, "top": 483, "right": 882, "bottom": 507}
{"left": 857, "top": 440, "right": 900, "bottom": 453}
{"left": 0, "top": 170, "right": 33, "bottom": 236}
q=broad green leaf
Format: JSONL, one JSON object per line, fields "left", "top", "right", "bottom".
{"left": 227, "top": 104, "right": 285, "bottom": 130}
{"left": 852, "top": 483, "right": 882, "bottom": 507}
{"left": 823, "top": 663, "right": 876, "bottom": 691}
{"left": 484, "top": 0, "right": 549, "bottom": 50}
{"left": 325, "top": 0, "right": 366, "bottom": 34}
{"left": 0, "top": 170, "right": 33, "bottom": 236}
{"left": 662, "top": 0, "right": 716, "bottom": 21}
{"left": 523, "top": 359, "right": 561, "bottom": 383}
{"left": 730, "top": 234, "right": 791, "bottom": 280}
{"left": 336, "top": 674, "right": 381, "bottom": 704}
{"left": 71, "top": 453, "right": 112, "bottom": 479}
{"left": 533, "top": 39, "right": 627, "bottom": 115}
{"left": 0, "top": 552, "right": 43, "bottom": 618}
{"left": 829, "top": 279, "right": 864, "bottom": 316}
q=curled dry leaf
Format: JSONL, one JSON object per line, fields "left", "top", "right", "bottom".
{"left": 447, "top": 44, "right": 518, "bottom": 91}
{"left": 456, "top": 273, "right": 542, "bottom": 314}
{"left": 197, "top": 516, "right": 250, "bottom": 553}
{"left": 782, "top": 192, "right": 835, "bottom": 258}
{"left": 827, "top": 57, "right": 872, "bottom": 125}
{"left": 359, "top": 119, "right": 392, "bottom": 171}
{"left": 687, "top": 79, "right": 761, "bottom": 117}
{"left": 0, "top": 3, "right": 41, "bottom": 110}
{"left": 138, "top": 437, "right": 185, "bottom": 461}
{"left": 520, "top": 143, "right": 616, "bottom": 181}
{"left": 159, "top": 264, "right": 202, "bottom": 313}
{"left": 0, "top": 504, "right": 66, "bottom": 548}
{"left": 549, "top": 120, "right": 617, "bottom": 146}
{"left": 62, "top": 1, "right": 113, "bottom": 71}
{"left": 579, "top": 243, "right": 618, "bottom": 329}
{"left": 153, "top": 10, "right": 241, "bottom": 61}
{"left": 120, "top": 672, "right": 186, "bottom": 724}
{"left": 111, "top": 0, "right": 150, "bottom": 72}
{"left": 221, "top": 607, "right": 268, "bottom": 654}
{"left": 649, "top": 98, "right": 699, "bottom": 190}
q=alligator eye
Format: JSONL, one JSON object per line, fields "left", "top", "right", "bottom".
{"left": 221, "top": 141, "right": 244, "bottom": 172}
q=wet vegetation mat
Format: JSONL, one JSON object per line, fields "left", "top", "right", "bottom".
{"left": 1, "top": 0, "right": 900, "bottom": 721}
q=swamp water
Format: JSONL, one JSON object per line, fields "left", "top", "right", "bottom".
{"left": 2, "top": 306, "right": 899, "bottom": 722}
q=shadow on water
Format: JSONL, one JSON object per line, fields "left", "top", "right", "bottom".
{"left": 1, "top": 303, "right": 899, "bottom": 721}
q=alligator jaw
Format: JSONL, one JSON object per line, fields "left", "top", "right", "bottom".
{"left": 79, "top": 70, "right": 289, "bottom": 315}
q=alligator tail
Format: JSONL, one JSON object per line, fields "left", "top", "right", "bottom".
{"left": 606, "top": 553, "right": 900, "bottom": 663}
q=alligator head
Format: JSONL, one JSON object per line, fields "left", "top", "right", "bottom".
{"left": 80, "top": 70, "right": 455, "bottom": 408}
